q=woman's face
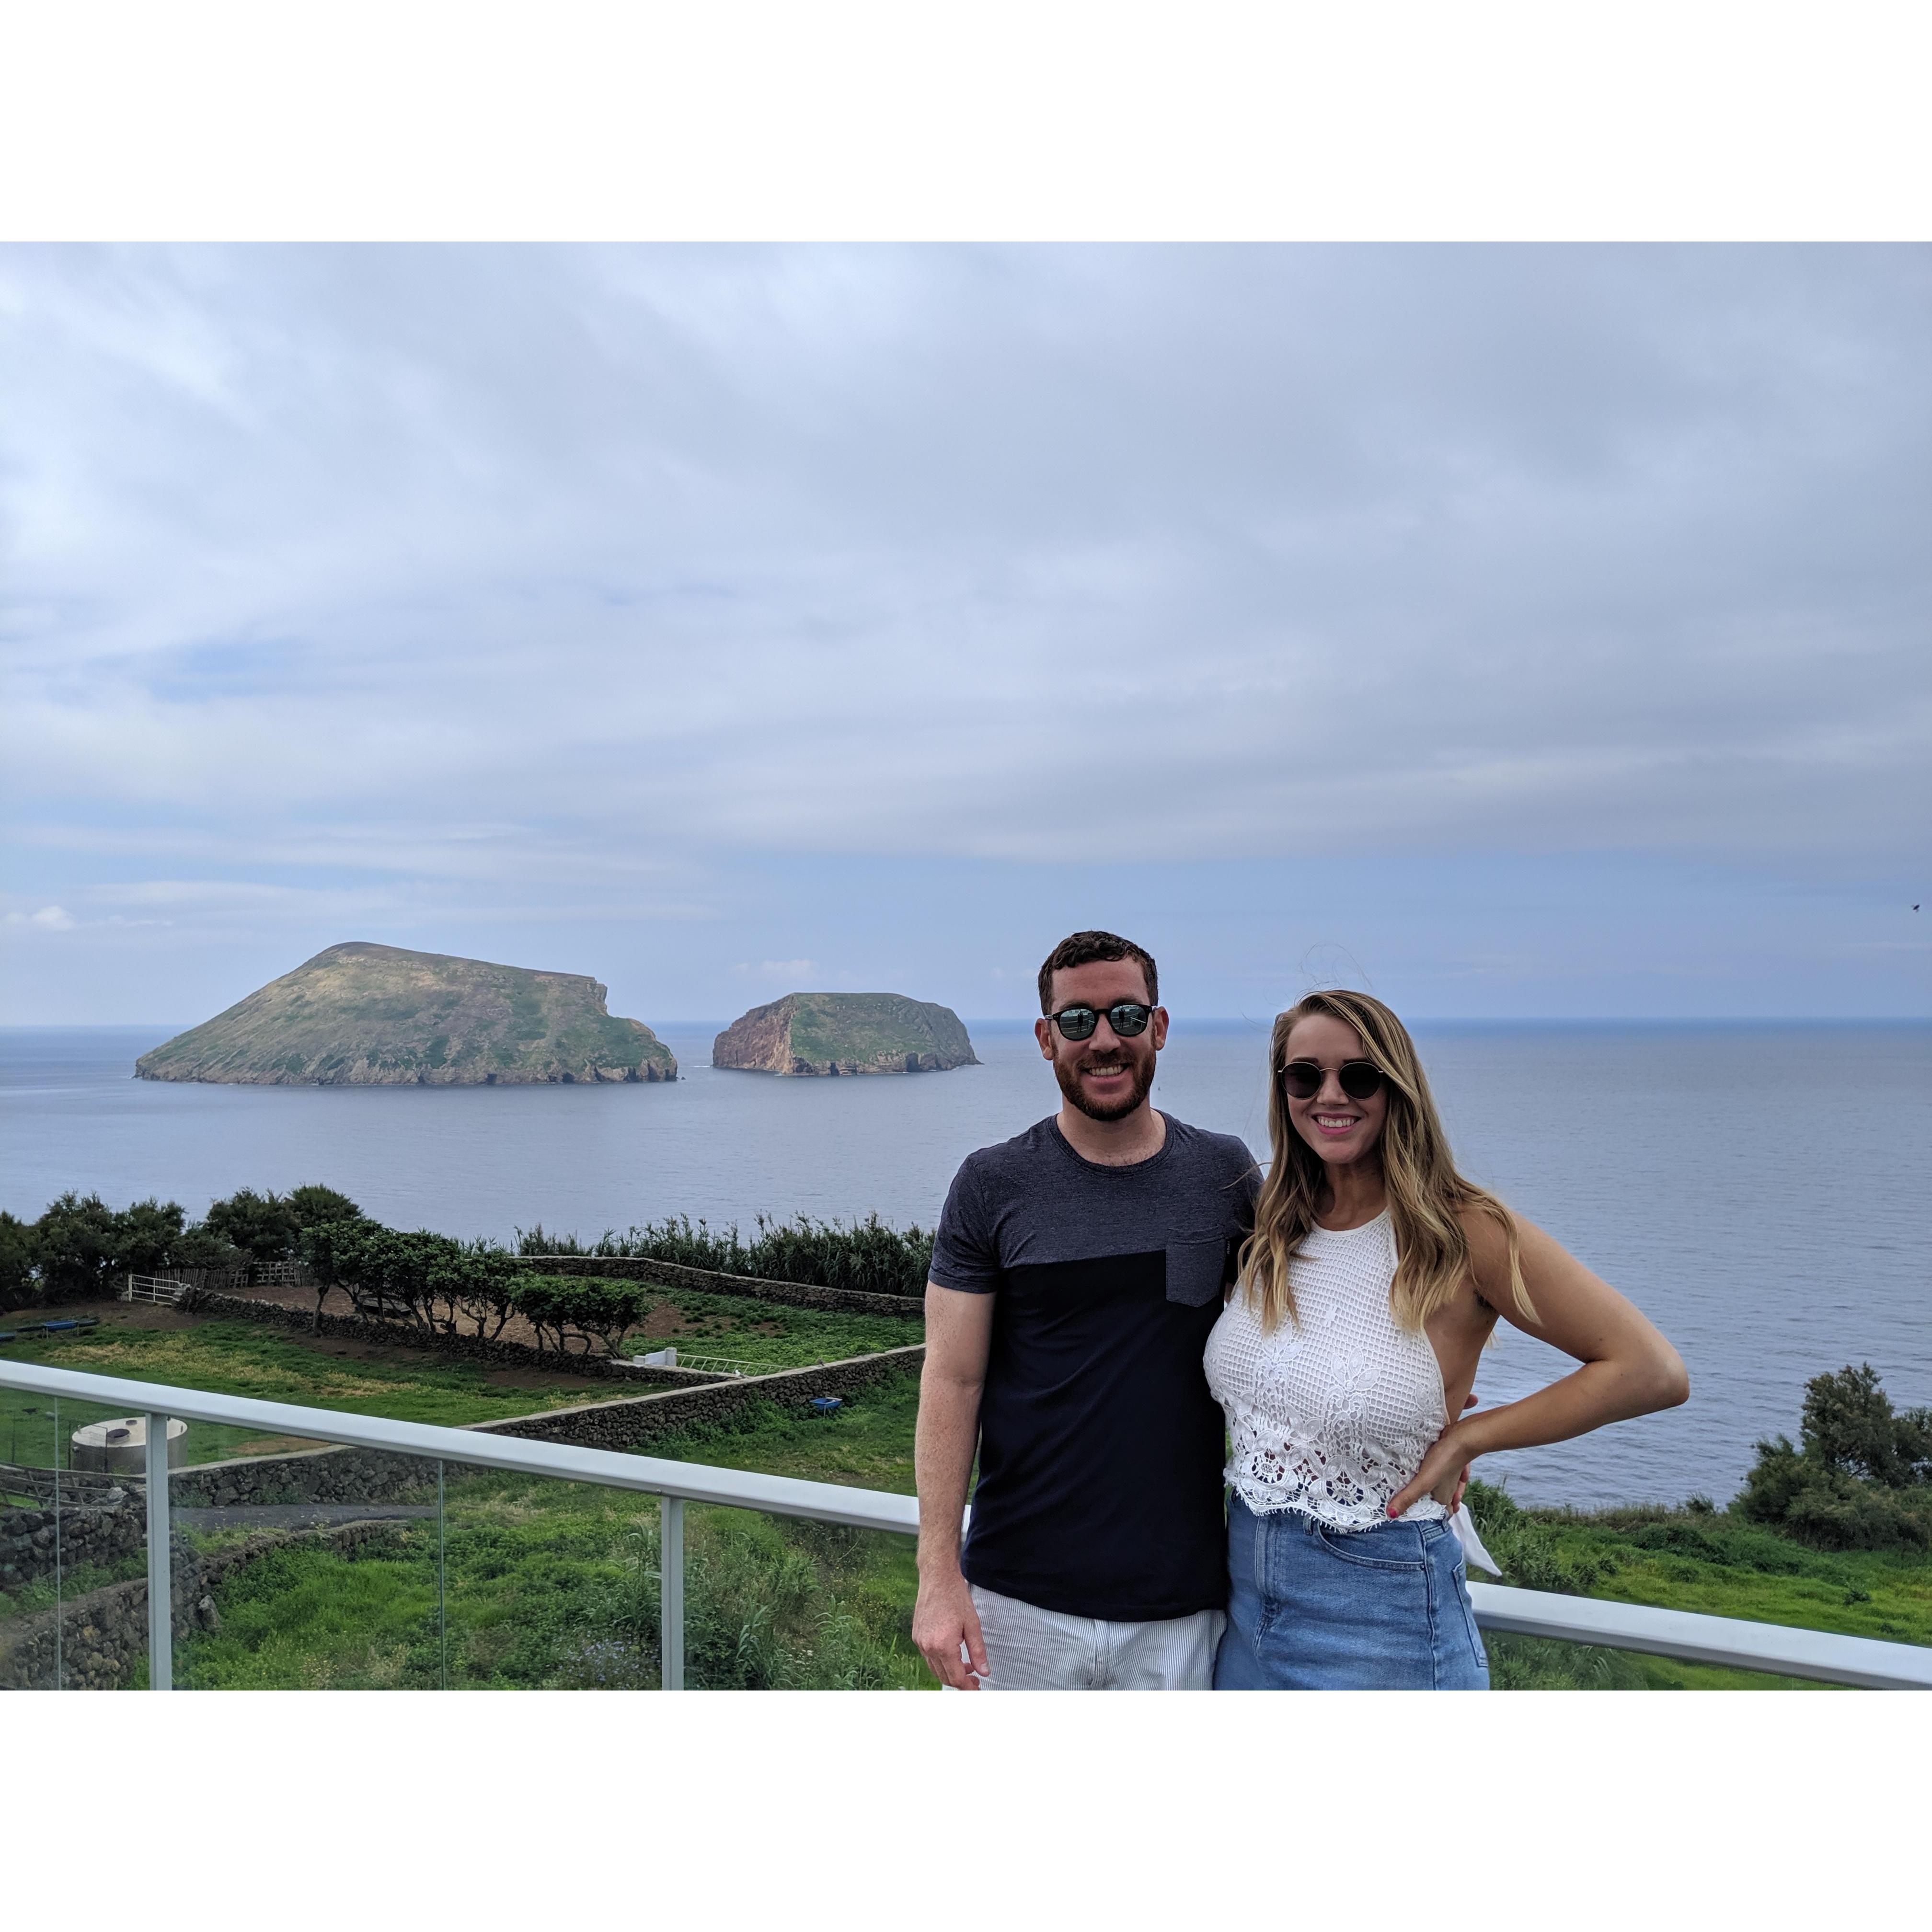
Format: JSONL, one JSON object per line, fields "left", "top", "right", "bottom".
{"left": 1280, "top": 1013, "right": 1389, "bottom": 1169}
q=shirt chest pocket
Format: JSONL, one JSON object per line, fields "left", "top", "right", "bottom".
{"left": 1165, "top": 1237, "right": 1237, "bottom": 1307}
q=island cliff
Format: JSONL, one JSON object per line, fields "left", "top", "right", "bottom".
{"left": 712, "top": 992, "right": 978, "bottom": 1076}
{"left": 136, "top": 943, "right": 678, "bottom": 1085}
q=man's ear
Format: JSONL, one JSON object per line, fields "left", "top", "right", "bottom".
{"left": 1034, "top": 1016, "right": 1056, "bottom": 1060}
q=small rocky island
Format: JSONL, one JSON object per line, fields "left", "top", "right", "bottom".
{"left": 713, "top": 992, "right": 978, "bottom": 1076}
{"left": 136, "top": 942, "right": 678, "bottom": 1086}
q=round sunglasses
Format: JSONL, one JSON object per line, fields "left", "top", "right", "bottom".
{"left": 1278, "top": 1058, "right": 1384, "bottom": 1101}
{"left": 1049, "top": 1001, "right": 1153, "bottom": 1041}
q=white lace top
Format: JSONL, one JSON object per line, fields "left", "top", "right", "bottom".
{"left": 1204, "top": 1210, "right": 1450, "bottom": 1530}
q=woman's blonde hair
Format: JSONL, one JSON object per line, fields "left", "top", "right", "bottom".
{"left": 1240, "top": 989, "right": 1534, "bottom": 1334}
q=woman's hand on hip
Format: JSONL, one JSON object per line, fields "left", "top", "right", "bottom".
{"left": 1386, "top": 1422, "right": 1474, "bottom": 1520}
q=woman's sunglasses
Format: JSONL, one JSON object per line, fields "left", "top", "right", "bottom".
{"left": 1278, "top": 1058, "right": 1384, "bottom": 1101}
{"left": 1050, "top": 1001, "right": 1152, "bottom": 1041}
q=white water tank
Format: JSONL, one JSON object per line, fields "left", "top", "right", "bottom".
{"left": 70, "top": 1415, "right": 187, "bottom": 1473}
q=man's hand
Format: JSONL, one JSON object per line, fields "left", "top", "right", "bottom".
{"left": 913, "top": 1567, "right": 989, "bottom": 1690}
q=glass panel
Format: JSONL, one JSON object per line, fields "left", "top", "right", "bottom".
{"left": 167, "top": 1434, "right": 443, "bottom": 1690}
{"left": 0, "top": 1393, "right": 151, "bottom": 1691}
{"left": 437, "top": 1457, "right": 662, "bottom": 1689}
{"left": 678, "top": 1506, "right": 924, "bottom": 1690}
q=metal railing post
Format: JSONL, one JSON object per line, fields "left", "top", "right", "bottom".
{"left": 145, "top": 1411, "right": 172, "bottom": 1690}
{"left": 660, "top": 1494, "right": 684, "bottom": 1690}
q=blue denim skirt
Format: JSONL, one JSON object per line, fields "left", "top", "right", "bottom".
{"left": 1213, "top": 1494, "right": 1489, "bottom": 1690}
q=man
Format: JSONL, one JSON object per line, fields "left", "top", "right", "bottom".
{"left": 913, "top": 930, "right": 1260, "bottom": 1689}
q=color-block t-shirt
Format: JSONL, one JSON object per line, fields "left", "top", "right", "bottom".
{"left": 929, "top": 1113, "right": 1261, "bottom": 1622}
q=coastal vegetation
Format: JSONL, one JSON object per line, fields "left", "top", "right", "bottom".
{"left": 518, "top": 1212, "right": 934, "bottom": 1299}
{"left": 6, "top": 1187, "right": 934, "bottom": 1321}
{"left": 1, "top": 1184, "right": 364, "bottom": 1310}
{"left": 134, "top": 941, "right": 677, "bottom": 1086}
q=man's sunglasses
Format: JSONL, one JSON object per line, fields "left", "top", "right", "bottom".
{"left": 1049, "top": 1002, "right": 1153, "bottom": 1041}
{"left": 1278, "top": 1058, "right": 1384, "bottom": 1101}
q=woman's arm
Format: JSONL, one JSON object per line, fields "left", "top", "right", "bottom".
{"left": 1387, "top": 1209, "right": 1688, "bottom": 1518}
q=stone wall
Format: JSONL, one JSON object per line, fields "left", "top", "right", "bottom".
{"left": 1, "top": 1495, "right": 148, "bottom": 1592}
{"left": 514, "top": 1253, "right": 925, "bottom": 1320}
{"left": 0, "top": 1519, "right": 412, "bottom": 1690}
{"left": 472, "top": 1344, "right": 926, "bottom": 1452}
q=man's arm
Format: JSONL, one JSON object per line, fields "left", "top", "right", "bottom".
{"left": 913, "top": 1283, "right": 995, "bottom": 1689}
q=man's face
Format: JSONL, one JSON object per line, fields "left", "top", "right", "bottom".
{"left": 1035, "top": 958, "right": 1169, "bottom": 1123}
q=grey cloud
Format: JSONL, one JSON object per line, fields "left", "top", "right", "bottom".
{"left": 2, "top": 243, "right": 1927, "bottom": 904}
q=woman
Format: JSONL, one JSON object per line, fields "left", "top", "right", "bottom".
{"left": 1205, "top": 989, "right": 1687, "bottom": 1689}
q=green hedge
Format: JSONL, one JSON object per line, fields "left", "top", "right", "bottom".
{"left": 515, "top": 1211, "right": 934, "bottom": 1298}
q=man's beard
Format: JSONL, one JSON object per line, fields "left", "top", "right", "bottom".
{"left": 1054, "top": 1051, "right": 1155, "bottom": 1123}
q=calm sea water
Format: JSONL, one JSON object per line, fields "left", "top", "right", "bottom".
{"left": 3, "top": 1020, "right": 1926, "bottom": 1510}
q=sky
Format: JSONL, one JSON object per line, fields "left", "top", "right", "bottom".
{"left": 1, "top": 243, "right": 1928, "bottom": 1027}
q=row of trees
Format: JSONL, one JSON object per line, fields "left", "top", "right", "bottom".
{"left": 515, "top": 1210, "right": 934, "bottom": 1298}
{"left": 0, "top": 1184, "right": 362, "bottom": 1311}
{"left": 301, "top": 1220, "right": 652, "bottom": 1357}
{"left": 1736, "top": 1363, "right": 1932, "bottom": 1550}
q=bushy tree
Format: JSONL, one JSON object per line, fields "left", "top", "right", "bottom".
{"left": 0, "top": 1211, "right": 36, "bottom": 1312}
{"left": 297, "top": 1215, "right": 374, "bottom": 1326}
{"left": 511, "top": 1276, "right": 647, "bottom": 1356}
{"left": 1736, "top": 1363, "right": 1932, "bottom": 1551}
{"left": 204, "top": 1187, "right": 301, "bottom": 1265}
{"left": 1801, "top": 1363, "right": 1932, "bottom": 1489}
{"left": 112, "top": 1197, "right": 187, "bottom": 1276}
{"left": 170, "top": 1221, "right": 244, "bottom": 1271}
{"left": 287, "top": 1184, "right": 364, "bottom": 1232}
{"left": 434, "top": 1241, "right": 520, "bottom": 1342}
{"left": 32, "top": 1191, "right": 121, "bottom": 1300}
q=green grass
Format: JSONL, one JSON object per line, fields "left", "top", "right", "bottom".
{"left": 0, "top": 1314, "right": 646, "bottom": 1473}
{"left": 553, "top": 1281, "right": 920, "bottom": 1371}
{"left": 1471, "top": 1490, "right": 1932, "bottom": 1689}
{"left": 169, "top": 1377, "right": 929, "bottom": 1690}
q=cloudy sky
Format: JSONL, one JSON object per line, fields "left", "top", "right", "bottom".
{"left": 2, "top": 244, "right": 1927, "bottom": 1026}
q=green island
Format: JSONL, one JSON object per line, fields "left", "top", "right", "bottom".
{"left": 134, "top": 942, "right": 677, "bottom": 1086}
{"left": 712, "top": 991, "right": 978, "bottom": 1076}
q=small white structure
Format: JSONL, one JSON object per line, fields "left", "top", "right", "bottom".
{"left": 634, "top": 1346, "right": 678, "bottom": 1368}
{"left": 70, "top": 1415, "right": 187, "bottom": 1474}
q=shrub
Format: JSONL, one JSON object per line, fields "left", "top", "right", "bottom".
{"left": 287, "top": 1184, "right": 364, "bottom": 1232}
{"left": 518, "top": 1211, "right": 934, "bottom": 1298}
{"left": 32, "top": 1190, "right": 121, "bottom": 1300}
{"left": 1735, "top": 1364, "right": 1932, "bottom": 1552}
{"left": 113, "top": 1197, "right": 188, "bottom": 1276}
{"left": 510, "top": 1276, "right": 648, "bottom": 1357}
{"left": 204, "top": 1188, "right": 301, "bottom": 1265}
{"left": 1463, "top": 1480, "right": 1615, "bottom": 1595}
{"left": 0, "top": 1211, "right": 35, "bottom": 1312}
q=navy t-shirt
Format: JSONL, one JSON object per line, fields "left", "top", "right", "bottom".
{"left": 929, "top": 1113, "right": 1260, "bottom": 1622}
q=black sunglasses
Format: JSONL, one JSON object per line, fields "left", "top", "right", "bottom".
{"left": 1279, "top": 1058, "right": 1384, "bottom": 1101}
{"left": 1050, "top": 1001, "right": 1153, "bottom": 1042}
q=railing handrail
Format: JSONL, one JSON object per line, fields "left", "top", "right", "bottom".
{"left": 0, "top": 1357, "right": 918, "bottom": 1534}
{"left": 5, "top": 1357, "right": 1929, "bottom": 1689}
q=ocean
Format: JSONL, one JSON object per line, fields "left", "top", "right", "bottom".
{"left": 3, "top": 1019, "right": 1926, "bottom": 1511}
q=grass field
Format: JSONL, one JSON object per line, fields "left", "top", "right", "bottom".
{"left": 0, "top": 1289, "right": 919, "bottom": 1476}
{"left": 0, "top": 1312, "right": 635, "bottom": 1472}
{"left": 168, "top": 1378, "right": 929, "bottom": 1690}
{"left": 523, "top": 1278, "right": 922, "bottom": 1370}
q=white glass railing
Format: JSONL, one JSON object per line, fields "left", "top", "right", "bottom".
{"left": 3, "top": 1357, "right": 1927, "bottom": 1690}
